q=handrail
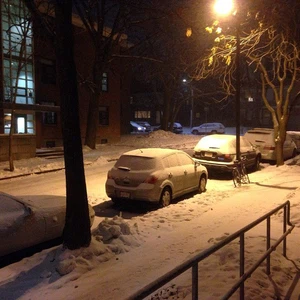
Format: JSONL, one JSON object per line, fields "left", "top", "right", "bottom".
{"left": 128, "top": 200, "right": 295, "bottom": 300}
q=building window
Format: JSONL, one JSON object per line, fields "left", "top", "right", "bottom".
{"left": 42, "top": 102, "right": 57, "bottom": 125}
{"left": 4, "top": 112, "right": 35, "bottom": 134}
{"left": 40, "top": 60, "right": 56, "bottom": 84}
{"left": 102, "top": 72, "right": 108, "bottom": 92}
{"left": 2, "top": 0, "right": 35, "bottom": 105}
{"left": 134, "top": 111, "right": 151, "bottom": 119}
{"left": 99, "top": 106, "right": 109, "bottom": 126}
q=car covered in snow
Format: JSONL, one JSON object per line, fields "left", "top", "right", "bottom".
{"left": 245, "top": 128, "right": 297, "bottom": 162}
{"left": 0, "top": 192, "right": 95, "bottom": 257}
{"left": 193, "top": 134, "right": 261, "bottom": 172}
{"left": 105, "top": 148, "right": 208, "bottom": 207}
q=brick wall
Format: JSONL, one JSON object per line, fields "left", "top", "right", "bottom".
{"left": 0, "top": 135, "right": 36, "bottom": 161}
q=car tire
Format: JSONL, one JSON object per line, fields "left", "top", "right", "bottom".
{"left": 159, "top": 187, "right": 172, "bottom": 207}
{"left": 111, "top": 198, "right": 121, "bottom": 205}
{"left": 192, "top": 130, "right": 198, "bottom": 135}
{"left": 211, "top": 130, "right": 217, "bottom": 134}
{"left": 198, "top": 175, "right": 207, "bottom": 193}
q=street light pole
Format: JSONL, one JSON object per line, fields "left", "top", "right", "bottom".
{"left": 235, "top": 21, "right": 241, "bottom": 161}
{"left": 190, "top": 87, "right": 194, "bottom": 128}
{"left": 214, "top": 0, "right": 241, "bottom": 162}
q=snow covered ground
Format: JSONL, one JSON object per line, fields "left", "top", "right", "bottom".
{"left": 0, "top": 129, "right": 300, "bottom": 300}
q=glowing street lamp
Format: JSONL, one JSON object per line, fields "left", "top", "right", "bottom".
{"left": 214, "top": 0, "right": 234, "bottom": 16}
{"left": 214, "top": 0, "right": 241, "bottom": 162}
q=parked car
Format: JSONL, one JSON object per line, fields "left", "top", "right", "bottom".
{"left": 151, "top": 122, "right": 183, "bottom": 134}
{"left": 287, "top": 131, "right": 300, "bottom": 153}
{"left": 105, "top": 148, "right": 208, "bottom": 207}
{"left": 172, "top": 122, "right": 183, "bottom": 134}
{"left": 193, "top": 134, "right": 261, "bottom": 172}
{"left": 0, "top": 192, "right": 95, "bottom": 257}
{"left": 136, "top": 121, "right": 152, "bottom": 132}
{"left": 130, "top": 121, "right": 146, "bottom": 133}
{"left": 244, "top": 128, "right": 297, "bottom": 162}
{"left": 191, "top": 123, "right": 225, "bottom": 135}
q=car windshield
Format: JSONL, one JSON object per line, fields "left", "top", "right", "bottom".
{"left": 115, "top": 155, "right": 157, "bottom": 171}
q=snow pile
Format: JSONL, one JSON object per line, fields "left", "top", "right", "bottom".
{"left": 56, "top": 216, "right": 141, "bottom": 276}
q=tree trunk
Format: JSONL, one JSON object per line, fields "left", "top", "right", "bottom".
{"left": 8, "top": 109, "right": 15, "bottom": 172}
{"left": 84, "top": 40, "right": 103, "bottom": 149}
{"left": 54, "top": 0, "right": 91, "bottom": 249}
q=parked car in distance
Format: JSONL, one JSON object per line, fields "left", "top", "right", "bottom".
{"left": 172, "top": 122, "right": 183, "bottom": 134}
{"left": 193, "top": 134, "right": 261, "bottom": 172}
{"left": 244, "top": 128, "right": 297, "bottom": 162}
{"left": 130, "top": 121, "right": 146, "bottom": 133}
{"left": 105, "top": 148, "right": 208, "bottom": 207}
{"left": 287, "top": 131, "right": 300, "bottom": 153}
{"left": 136, "top": 121, "right": 152, "bottom": 132}
{"left": 191, "top": 123, "right": 225, "bottom": 135}
{"left": 152, "top": 122, "right": 183, "bottom": 134}
{"left": 0, "top": 192, "right": 95, "bottom": 257}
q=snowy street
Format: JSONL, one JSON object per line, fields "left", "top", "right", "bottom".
{"left": 0, "top": 131, "right": 300, "bottom": 299}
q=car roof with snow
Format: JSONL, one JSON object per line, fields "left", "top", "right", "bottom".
{"left": 121, "top": 148, "right": 183, "bottom": 158}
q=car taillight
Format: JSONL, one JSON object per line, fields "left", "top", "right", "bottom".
{"left": 144, "top": 175, "right": 158, "bottom": 184}
{"left": 223, "top": 154, "right": 234, "bottom": 161}
{"left": 264, "top": 146, "right": 275, "bottom": 150}
{"left": 107, "top": 173, "right": 114, "bottom": 179}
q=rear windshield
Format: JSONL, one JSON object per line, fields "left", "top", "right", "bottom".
{"left": 115, "top": 155, "right": 157, "bottom": 171}
{"left": 199, "top": 138, "right": 234, "bottom": 149}
{"left": 247, "top": 131, "right": 271, "bottom": 135}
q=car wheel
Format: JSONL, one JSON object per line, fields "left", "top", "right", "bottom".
{"left": 192, "top": 130, "right": 198, "bottom": 135}
{"left": 111, "top": 198, "right": 121, "bottom": 205}
{"left": 211, "top": 130, "right": 217, "bottom": 134}
{"left": 198, "top": 175, "right": 207, "bottom": 193}
{"left": 159, "top": 187, "right": 172, "bottom": 207}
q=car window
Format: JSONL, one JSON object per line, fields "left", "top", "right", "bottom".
{"left": 199, "top": 138, "right": 230, "bottom": 149}
{"left": 240, "top": 138, "right": 252, "bottom": 151}
{"left": 177, "top": 153, "right": 193, "bottom": 166}
{"left": 0, "top": 196, "right": 29, "bottom": 235}
{"left": 115, "top": 155, "right": 157, "bottom": 171}
{"left": 165, "top": 154, "right": 179, "bottom": 167}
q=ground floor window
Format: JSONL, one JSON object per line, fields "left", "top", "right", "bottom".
{"left": 42, "top": 102, "right": 57, "bottom": 125}
{"left": 134, "top": 111, "right": 151, "bottom": 119}
{"left": 99, "top": 106, "right": 109, "bottom": 126}
{"left": 4, "top": 112, "right": 35, "bottom": 134}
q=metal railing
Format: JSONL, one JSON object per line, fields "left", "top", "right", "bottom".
{"left": 128, "top": 200, "right": 295, "bottom": 300}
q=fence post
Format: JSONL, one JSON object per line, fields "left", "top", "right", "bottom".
{"left": 192, "top": 264, "right": 198, "bottom": 300}
{"left": 240, "top": 233, "right": 245, "bottom": 300}
{"left": 267, "top": 217, "right": 271, "bottom": 275}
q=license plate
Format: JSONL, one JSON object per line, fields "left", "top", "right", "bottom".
{"left": 120, "top": 191, "right": 130, "bottom": 198}
{"left": 205, "top": 152, "right": 213, "bottom": 157}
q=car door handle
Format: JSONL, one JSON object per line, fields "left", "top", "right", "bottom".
{"left": 184, "top": 170, "right": 187, "bottom": 175}
{"left": 168, "top": 173, "right": 173, "bottom": 178}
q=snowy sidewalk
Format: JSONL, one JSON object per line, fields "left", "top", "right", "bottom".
{"left": 0, "top": 131, "right": 201, "bottom": 180}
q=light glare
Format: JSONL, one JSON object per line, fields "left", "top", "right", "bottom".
{"left": 214, "top": 0, "right": 234, "bottom": 16}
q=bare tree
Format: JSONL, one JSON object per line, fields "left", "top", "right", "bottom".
{"left": 72, "top": 0, "right": 135, "bottom": 149}
{"left": 54, "top": 0, "right": 91, "bottom": 249}
{"left": 24, "top": 0, "right": 91, "bottom": 249}
{"left": 194, "top": 0, "right": 300, "bottom": 166}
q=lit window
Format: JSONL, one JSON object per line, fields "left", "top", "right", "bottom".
{"left": 134, "top": 111, "right": 151, "bottom": 119}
